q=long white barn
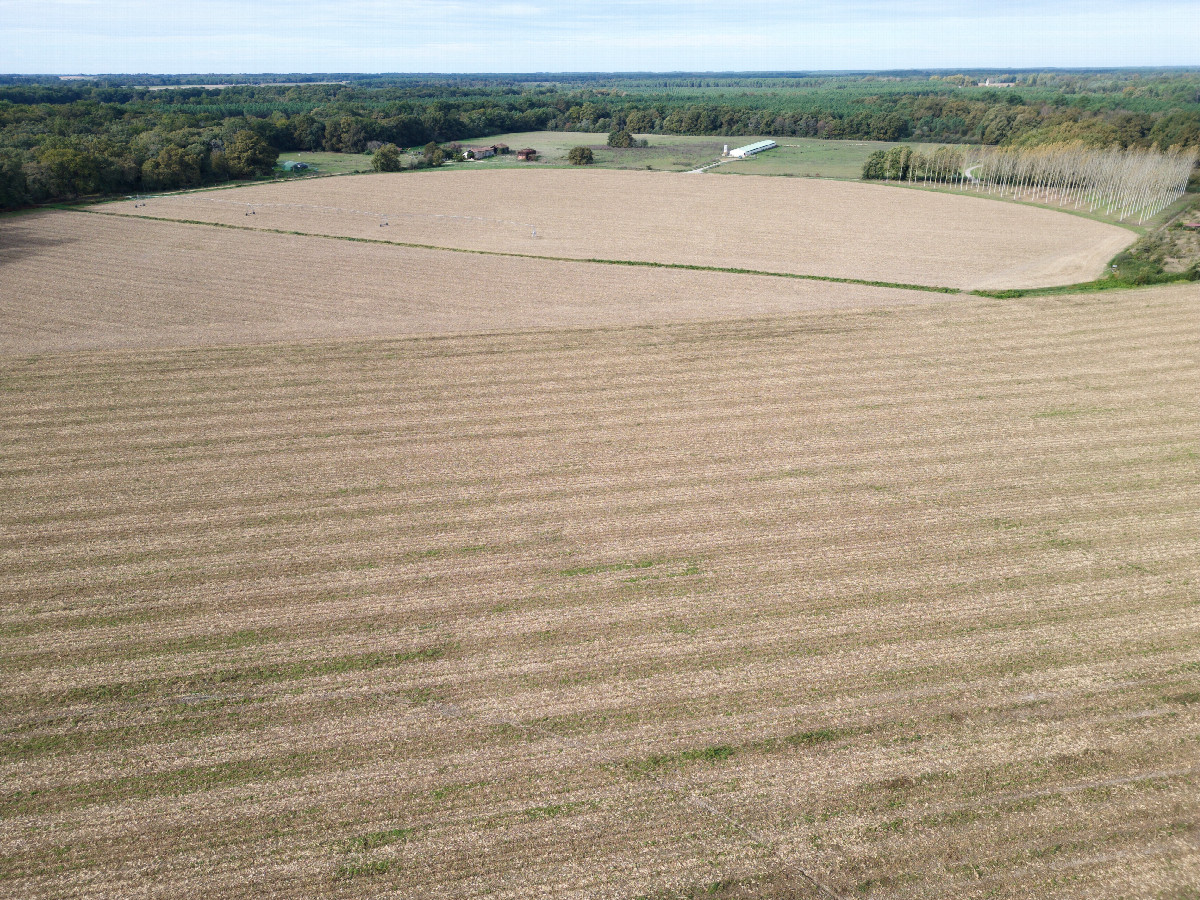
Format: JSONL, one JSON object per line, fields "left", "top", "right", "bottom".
{"left": 728, "top": 140, "right": 777, "bottom": 158}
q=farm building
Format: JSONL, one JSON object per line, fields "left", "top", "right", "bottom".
{"left": 281, "top": 161, "right": 310, "bottom": 171}
{"left": 728, "top": 140, "right": 777, "bottom": 159}
{"left": 516, "top": 148, "right": 537, "bottom": 161}
{"left": 466, "top": 147, "right": 495, "bottom": 160}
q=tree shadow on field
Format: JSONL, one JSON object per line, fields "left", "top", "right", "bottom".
{"left": 0, "top": 218, "right": 79, "bottom": 267}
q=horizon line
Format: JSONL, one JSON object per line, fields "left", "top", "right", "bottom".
{"left": 15, "top": 65, "right": 1200, "bottom": 78}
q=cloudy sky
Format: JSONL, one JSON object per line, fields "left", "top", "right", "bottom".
{"left": 2, "top": 0, "right": 1197, "bottom": 74}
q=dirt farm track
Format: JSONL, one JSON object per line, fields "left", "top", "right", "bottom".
{"left": 1, "top": 169, "right": 1198, "bottom": 899}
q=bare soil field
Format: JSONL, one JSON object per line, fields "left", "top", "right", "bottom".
{"left": 3, "top": 284, "right": 1199, "bottom": 898}
{"left": 96, "top": 169, "right": 1136, "bottom": 290}
{"left": 0, "top": 211, "right": 946, "bottom": 355}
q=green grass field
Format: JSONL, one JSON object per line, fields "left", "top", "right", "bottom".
{"left": 429, "top": 132, "right": 950, "bottom": 177}
{"left": 713, "top": 138, "right": 948, "bottom": 179}
{"left": 475, "top": 131, "right": 727, "bottom": 171}
{"left": 277, "top": 134, "right": 1087, "bottom": 182}
{"left": 275, "top": 151, "right": 374, "bottom": 175}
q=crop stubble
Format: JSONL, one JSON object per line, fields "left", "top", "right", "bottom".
{"left": 0, "top": 211, "right": 946, "bottom": 355}
{"left": 2, "top": 281, "right": 1199, "bottom": 898}
{"left": 95, "top": 169, "right": 1135, "bottom": 290}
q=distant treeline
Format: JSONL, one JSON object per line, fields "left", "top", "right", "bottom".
{"left": 2, "top": 70, "right": 1198, "bottom": 210}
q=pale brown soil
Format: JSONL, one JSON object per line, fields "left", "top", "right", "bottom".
{"left": 0, "top": 211, "right": 945, "bottom": 355}
{"left": 94, "top": 169, "right": 1135, "bottom": 290}
{"left": 3, "top": 283, "right": 1200, "bottom": 898}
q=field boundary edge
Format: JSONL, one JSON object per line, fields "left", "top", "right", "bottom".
{"left": 66, "top": 207, "right": 964, "bottom": 296}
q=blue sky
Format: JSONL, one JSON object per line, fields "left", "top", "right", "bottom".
{"left": 2, "top": 0, "right": 1197, "bottom": 74}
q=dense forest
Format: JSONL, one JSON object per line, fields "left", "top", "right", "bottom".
{"left": 2, "top": 70, "right": 1198, "bottom": 210}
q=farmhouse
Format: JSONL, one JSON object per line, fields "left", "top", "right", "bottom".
{"left": 466, "top": 147, "right": 495, "bottom": 160}
{"left": 516, "top": 148, "right": 537, "bottom": 161}
{"left": 728, "top": 140, "right": 777, "bottom": 158}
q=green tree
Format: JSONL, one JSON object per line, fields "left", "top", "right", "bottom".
{"left": 372, "top": 143, "right": 403, "bottom": 172}
{"left": 209, "top": 149, "right": 231, "bottom": 182}
{"left": 323, "top": 115, "right": 368, "bottom": 153}
{"left": 869, "top": 114, "right": 909, "bottom": 142}
{"left": 625, "top": 109, "right": 658, "bottom": 132}
{"left": 607, "top": 129, "right": 634, "bottom": 148}
{"left": 28, "top": 147, "right": 104, "bottom": 198}
{"left": 422, "top": 142, "right": 445, "bottom": 166}
{"left": 881, "top": 146, "right": 912, "bottom": 181}
{"left": 567, "top": 146, "right": 594, "bottom": 165}
{"left": 0, "top": 151, "right": 29, "bottom": 209}
{"left": 861, "top": 150, "right": 887, "bottom": 180}
{"left": 225, "top": 131, "right": 278, "bottom": 178}
{"left": 141, "top": 145, "right": 202, "bottom": 190}
{"left": 290, "top": 114, "right": 324, "bottom": 151}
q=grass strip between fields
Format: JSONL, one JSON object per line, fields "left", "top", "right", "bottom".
{"left": 68, "top": 207, "right": 964, "bottom": 295}
{"left": 972, "top": 271, "right": 1200, "bottom": 298}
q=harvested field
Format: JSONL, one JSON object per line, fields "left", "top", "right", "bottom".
{"left": 2, "top": 283, "right": 1200, "bottom": 898}
{"left": 0, "top": 211, "right": 946, "bottom": 355}
{"left": 96, "top": 169, "right": 1136, "bottom": 290}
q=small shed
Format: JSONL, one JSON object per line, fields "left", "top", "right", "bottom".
{"left": 516, "top": 148, "right": 537, "bottom": 161}
{"left": 493, "top": 143, "right": 509, "bottom": 155}
{"left": 281, "top": 161, "right": 310, "bottom": 171}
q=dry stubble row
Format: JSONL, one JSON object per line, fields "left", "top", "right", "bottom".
{"left": 0, "top": 211, "right": 945, "bottom": 356}
{"left": 2, "top": 285, "right": 1199, "bottom": 898}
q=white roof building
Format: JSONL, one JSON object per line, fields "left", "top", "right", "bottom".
{"left": 729, "top": 140, "right": 778, "bottom": 158}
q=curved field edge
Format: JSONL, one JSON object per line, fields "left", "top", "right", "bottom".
{"left": 2, "top": 208, "right": 1181, "bottom": 359}
{"left": 74, "top": 207, "right": 962, "bottom": 294}
{"left": 0, "top": 210, "right": 956, "bottom": 356}
{"left": 80, "top": 207, "right": 1192, "bottom": 301}
{"left": 91, "top": 170, "right": 1137, "bottom": 291}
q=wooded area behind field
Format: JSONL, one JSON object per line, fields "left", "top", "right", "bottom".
{"left": 2, "top": 69, "right": 1198, "bottom": 208}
